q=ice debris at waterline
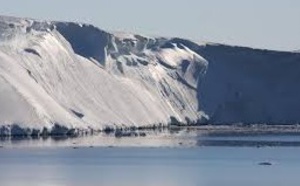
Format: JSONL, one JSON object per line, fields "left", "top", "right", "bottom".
{"left": 0, "top": 15, "right": 300, "bottom": 136}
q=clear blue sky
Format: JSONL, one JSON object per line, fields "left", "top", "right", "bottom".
{"left": 0, "top": 0, "right": 299, "bottom": 51}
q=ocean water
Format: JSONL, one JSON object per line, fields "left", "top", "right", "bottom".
{"left": 1, "top": 132, "right": 300, "bottom": 186}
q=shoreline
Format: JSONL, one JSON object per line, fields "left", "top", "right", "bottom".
{"left": 2, "top": 125, "right": 300, "bottom": 148}
{"left": 2, "top": 124, "right": 300, "bottom": 139}
{"left": 171, "top": 124, "right": 300, "bottom": 136}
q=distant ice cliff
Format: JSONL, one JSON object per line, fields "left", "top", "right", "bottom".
{"left": 0, "top": 15, "right": 299, "bottom": 136}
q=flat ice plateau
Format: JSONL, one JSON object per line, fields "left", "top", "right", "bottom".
{"left": 0, "top": 15, "right": 300, "bottom": 136}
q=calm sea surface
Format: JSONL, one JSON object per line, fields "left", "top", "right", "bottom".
{"left": 0, "top": 131, "right": 300, "bottom": 186}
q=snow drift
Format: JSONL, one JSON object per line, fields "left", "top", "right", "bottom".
{"left": 0, "top": 15, "right": 299, "bottom": 136}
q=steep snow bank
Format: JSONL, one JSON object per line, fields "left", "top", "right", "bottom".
{"left": 196, "top": 45, "right": 300, "bottom": 124}
{"left": 0, "top": 16, "right": 208, "bottom": 136}
{"left": 55, "top": 22, "right": 110, "bottom": 66}
{"left": 0, "top": 15, "right": 299, "bottom": 136}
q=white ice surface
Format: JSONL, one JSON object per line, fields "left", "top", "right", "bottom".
{"left": 0, "top": 15, "right": 299, "bottom": 135}
{"left": 0, "top": 16, "right": 207, "bottom": 134}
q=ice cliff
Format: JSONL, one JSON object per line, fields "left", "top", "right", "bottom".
{"left": 0, "top": 16, "right": 299, "bottom": 136}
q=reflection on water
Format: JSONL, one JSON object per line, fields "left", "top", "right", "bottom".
{"left": 1, "top": 146, "right": 300, "bottom": 186}
{"left": 1, "top": 131, "right": 300, "bottom": 186}
{"left": 0, "top": 130, "right": 197, "bottom": 148}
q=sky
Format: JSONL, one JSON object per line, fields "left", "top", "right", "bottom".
{"left": 0, "top": 0, "right": 299, "bottom": 51}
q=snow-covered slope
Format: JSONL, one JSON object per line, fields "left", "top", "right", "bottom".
{"left": 0, "top": 15, "right": 299, "bottom": 136}
{"left": 0, "top": 16, "right": 208, "bottom": 136}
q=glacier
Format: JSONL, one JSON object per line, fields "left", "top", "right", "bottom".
{"left": 0, "top": 15, "right": 300, "bottom": 136}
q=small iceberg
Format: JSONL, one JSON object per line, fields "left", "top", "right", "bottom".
{"left": 258, "top": 162, "right": 272, "bottom": 166}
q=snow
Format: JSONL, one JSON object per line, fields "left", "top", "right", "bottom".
{"left": 197, "top": 45, "right": 300, "bottom": 124}
{"left": 0, "top": 16, "right": 207, "bottom": 136}
{"left": 0, "top": 15, "right": 299, "bottom": 136}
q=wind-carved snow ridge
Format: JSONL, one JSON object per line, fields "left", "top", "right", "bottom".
{"left": 0, "top": 15, "right": 299, "bottom": 137}
{"left": 55, "top": 22, "right": 110, "bottom": 66}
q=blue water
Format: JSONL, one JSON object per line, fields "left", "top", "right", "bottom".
{"left": 0, "top": 146, "right": 300, "bottom": 186}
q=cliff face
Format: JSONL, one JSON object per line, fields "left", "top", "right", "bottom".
{"left": 197, "top": 45, "right": 300, "bottom": 124}
{"left": 0, "top": 16, "right": 299, "bottom": 136}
